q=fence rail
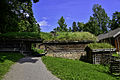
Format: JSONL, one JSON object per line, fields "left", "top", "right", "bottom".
{"left": 110, "top": 58, "right": 120, "bottom": 76}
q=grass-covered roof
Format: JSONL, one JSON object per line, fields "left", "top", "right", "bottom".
{"left": 0, "top": 32, "right": 97, "bottom": 42}
{"left": 41, "top": 32, "right": 97, "bottom": 42}
{"left": 0, "top": 32, "right": 41, "bottom": 39}
{"left": 88, "top": 43, "right": 114, "bottom": 49}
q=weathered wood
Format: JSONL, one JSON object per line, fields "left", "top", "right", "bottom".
{"left": 44, "top": 42, "right": 90, "bottom": 60}
{"left": 85, "top": 47, "right": 116, "bottom": 65}
{"left": 0, "top": 39, "right": 42, "bottom": 54}
{"left": 110, "top": 59, "right": 120, "bottom": 75}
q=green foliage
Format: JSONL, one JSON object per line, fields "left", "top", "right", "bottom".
{"left": 0, "top": 0, "right": 40, "bottom": 33}
{"left": 112, "top": 53, "right": 120, "bottom": 57}
{"left": 0, "top": 32, "right": 41, "bottom": 39}
{"left": 42, "top": 56, "right": 118, "bottom": 80}
{"left": 72, "top": 22, "right": 78, "bottom": 32}
{"left": 92, "top": 4, "right": 110, "bottom": 33}
{"left": 53, "top": 16, "right": 68, "bottom": 32}
{"left": 68, "top": 27, "right": 72, "bottom": 32}
{"left": 41, "top": 32, "right": 97, "bottom": 42}
{"left": 0, "top": 52, "right": 24, "bottom": 80}
{"left": 52, "top": 32, "right": 97, "bottom": 42}
{"left": 18, "top": 20, "right": 28, "bottom": 32}
{"left": 84, "top": 16, "right": 101, "bottom": 36}
{"left": 32, "top": 48, "right": 44, "bottom": 54}
{"left": 32, "top": 44, "right": 45, "bottom": 54}
{"left": 0, "top": 32, "right": 97, "bottom": 42}
{"left": 88, "top": 43, "right": 114, "bottom": 49}
{"left": 110, "top": 11, "right": 120, "bottom": 30}
{"left": 77, "top": 22, "right": 84, "bottom": 32}
{"left": 40, "top": 32, "right": 53, "bottom": 41}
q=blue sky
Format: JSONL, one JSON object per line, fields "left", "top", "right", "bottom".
{"left": 32, "top": 0, "right": 120, "bottom": 32}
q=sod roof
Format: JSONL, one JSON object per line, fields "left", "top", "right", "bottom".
{"left": 0, "top": 32, "right": 41, "bottom": 39}
{"left": 0, "top": 32, "right": 97, "bottom": 42}
{"left": 88, "top": 43, "right": 114, "bottom": 49}
{"left": 42, "top": 32, "right": 97, "bottom": 42}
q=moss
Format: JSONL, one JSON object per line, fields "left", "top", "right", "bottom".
{"left": 0, "top": 32, "right": 41, "bottom": 39}
{"left": 88, "top": 43, "right": 114, "bottom": 49}
{"left": 43, "top": 32, "right": 97, "bottom": 42}
{"left": 0, "top": 32, "right": 97, "bottom": 42}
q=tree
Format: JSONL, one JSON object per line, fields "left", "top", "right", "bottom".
{"left": 0, "top": 0, "right": 40, "bottom": 33}
{"left": 92, "top": 4, "right": 109, "bottom": 33}
{"left": 77, "top": 22, "right": 84, "bottom": 32}
{"left": 54, "top": 16, "right": 68, "bottom": 32}
{"left": 110, "top": 11, "right": 120, "bottom": 30}
{"left": 84, "top": 16, "right": 100, "bottom": 36}
{"left": 68, "top": 27, "right": 72, "bottom": 32}
{"left": 72, "top": 22, "right": 78, "bottom": 32}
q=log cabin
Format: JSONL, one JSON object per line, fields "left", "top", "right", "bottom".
{"left": 98, "top": 28, "right": 120, "bottom": 52}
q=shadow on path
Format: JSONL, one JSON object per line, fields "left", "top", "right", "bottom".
{"left": 18, "top": 57, "right": 39, "bottom": 64}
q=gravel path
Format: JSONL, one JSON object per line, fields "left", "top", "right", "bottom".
{"left": 3, "top": 57, "right": 60, "bottom": 80}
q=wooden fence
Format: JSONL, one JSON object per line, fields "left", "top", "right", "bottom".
{"left": 110, "top": 58, "right": 120, "bottom": 76}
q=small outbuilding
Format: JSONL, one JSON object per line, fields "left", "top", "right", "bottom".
{"left": 85, "top": 43, "right": 116, "bottom": 65}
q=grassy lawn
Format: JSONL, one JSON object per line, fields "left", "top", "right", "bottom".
{"left": 0, "top": 52, "right": 24, "bottom": 80}
{"left": 42, "top": 56, "right": 118, "bottom": 80}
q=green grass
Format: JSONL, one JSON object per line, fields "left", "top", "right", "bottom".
{"left": 0, "top": 32, "right": 97, "bottom": 42}
{"left": 32, "top": 48, "right": 45, "bottom": 54}
{"left": 0, "top": 32, "right": 41, "bottom": 39}
{"left": 88, "top": 43, "right": 114, "bottom": 49}
{"left": 112, "top": 53, "right": 120, "bottom": 57}
{"left": 43, "top": 32, "right": 97, "bottom": 42}
{"left": 42, "top": 56, "right": 118, "bottom": 80}
{"left": 40, "top": 32, "right": 53, "bottom": 41}
{"left": 0, "top": 52, "right": 24, "bottom": 80}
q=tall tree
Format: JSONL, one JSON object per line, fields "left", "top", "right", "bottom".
{"left": 68, "top": 27, "right": 72, "bottom": 32}
{"left": 84, "top": 16, "right": 100, "bottom": 35}
{"left": 0, "top": 0, "right": 40, "bottom": 33}
{"left": 72, "top": 22, "right": 78, "bottom": 32}
{"left": 110, "top": 11, "right": 120, "bottom": 30}
{"left": 92, "top": 4, "right": 109, "bottom": 33}
{"left": 77, "top": 22, "right": 84, "bottom": 32}
{"left": 54, "top": 16, "right": 68, "bottom": 32}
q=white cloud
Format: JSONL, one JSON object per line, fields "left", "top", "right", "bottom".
{"left": 38, "top": 20, "right": 51, "bottom": 26}
{"left": 42, "top": 17, "right": 47, "bottom": 20}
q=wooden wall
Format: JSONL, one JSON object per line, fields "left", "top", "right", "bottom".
{"left": 44, "top": 43, "right": 88, "bottom": 60}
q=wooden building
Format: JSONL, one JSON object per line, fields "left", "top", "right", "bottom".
{"left": 43, "top": 41, "right": 93, "bottom": 60}
{"left": 0, "top": 39, "right": 42, "bottom": 55}
{"left": 98, "top": 28, "right": 120, "bottom": 51}
{"left": 85, "top": 47, "right": 116, "bottom": 65}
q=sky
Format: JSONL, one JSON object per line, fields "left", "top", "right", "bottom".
{"left": 32, "top": 0, "right": 120, "bottom": 32}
